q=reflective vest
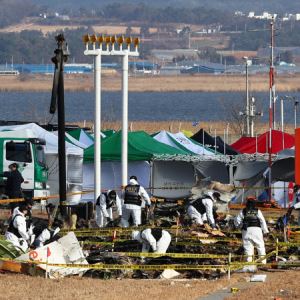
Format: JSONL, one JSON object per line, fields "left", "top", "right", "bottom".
{"left": 151, "top": 228, "right": 163, "bottom": 241}
{"left": 242, "top": 208, "right": 261, "bottom": 230}
{"left": 124, "top": 185, "right": 142, "bottom": 206}
{"left": 96, "top": 193, "right": 116, "bottom": 208}
{"left": 191, "top": 198, "right": 206, "bottom": 214}
{"left": 7, "top": 214, "right": 22, "bottom": 238}
{"left": 103, "top": 193, "right": 116, "bottom": 209}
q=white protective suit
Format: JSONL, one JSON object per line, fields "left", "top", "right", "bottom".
{"left": 95, "top": 190, "right": 122, "bottom": 228}
{"left": 5, "top": 210, "right": 31, "bottom": 252}
{"left": 234, "top": 208, "right": 269, "bottom": 264}
{"left": 34, "top": 227, "right": 60, "bottom": 248}
{"left": 187, "top": 191, "right": 216, "bottom": 227}
{"left": 133, "top": 228, "right": 171, "bottom": 253}
{"left": 121, "top": 179, "right": 151, "bottom": 227}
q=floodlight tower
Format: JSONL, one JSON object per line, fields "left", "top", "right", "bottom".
{"left": 83, "top": 34, "right": 139, "bottom": 201}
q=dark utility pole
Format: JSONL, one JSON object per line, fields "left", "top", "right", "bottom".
{"left": 50, "top": 34, "right": 69, "bottom": 216}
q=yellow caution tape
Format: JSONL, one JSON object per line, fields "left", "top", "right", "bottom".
{"left": 0, "top": 257, "right": 281, "bottom": 271}
{"left": 0, "top": 251, "right": 298, "bottom": 271}
{"left": 0, "top": 190, "right": 94, "bottom": 204}
{"left": 101, "top": 252, "right": 235, "bottom": 259}
{"left": 0, "top": 259, "right": 300, "bottom": 271}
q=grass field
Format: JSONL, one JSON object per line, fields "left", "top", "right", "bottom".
{"left": 0, "top": 19, "right": 157, "bottom": 36}
{"left": 0, "top": 23, "right": 84, "bottom": 34}
{"left": 0, "top": 270, "right": 298, "bottom": 300}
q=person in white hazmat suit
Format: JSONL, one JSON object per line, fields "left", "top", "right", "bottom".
{"left": 95, "top": 190, "right": 122, "bottom": 227}
{"left": 132, "top": 228, "right": 171, "bottom": 253}
{"left": 234, "top": 199, "right": 269, "bottom": 266}
{"left": 121, "top": 176, "right": 151, "bottom": 227}
{"left": 187, "top": 191, "right": 220, "bottom": 229}
{"left": 5, "top": 202, "right": 34, "bottom": 252}
{"left": 32, "top": 219, "right": 63, "bottom": 248}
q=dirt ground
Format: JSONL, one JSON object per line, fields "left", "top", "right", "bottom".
{"left": 0, "top": 273, "right": 239, "bottom": 300}
{"left": 227, "top": 270, "right": 300, "bottom": 300}
{"left": 0, "top": 270, "right": 299, "bottom": 300}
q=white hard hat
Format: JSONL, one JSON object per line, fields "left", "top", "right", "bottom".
{"left": 129, "top": 178, "right": 138, "bottom": 185}
{"left": 132, "top": 230, "right": 141, "bottom": 241}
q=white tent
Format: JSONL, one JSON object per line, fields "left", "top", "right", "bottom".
{"left": 153, "top": 131, "right": 215, "bottom": 155}
{"left": 82, "top": 161, "right": 151, "bottom": 202}
{"left": 152, "top": 160, "right": 196, "bottom": 199}
{"left": 0, "top": 123, "right": 83, "bottom": 204}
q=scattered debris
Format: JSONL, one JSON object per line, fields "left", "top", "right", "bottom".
{"left": 160, "top": 269, "right": 180, "bottom": 279}
{"left": 250, "top": 274, "right": 267, "bottom": 282}
{"left": 16, "top": 232, "right": 89, "bottom": 278}
{"left": 231, "top": 287, "right": 240, "bottom": 293}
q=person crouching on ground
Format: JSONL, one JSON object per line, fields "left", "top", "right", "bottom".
{"left": 187, "top": 191, "right": 221, "bottom": 230}
{"left": 5, "top": 201, "right": 34, "bottom": 252}
{"left": 95, "top": 190, "right": 122, "bottom": 227}
{"left": 132, "top": 228, "right": 171, "bottom": 254}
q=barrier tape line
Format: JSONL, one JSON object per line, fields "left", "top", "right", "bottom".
{"left": 85, "top": 252, "right": 237, "bottom": 259}
{"left": 80, "top": 239, "right": 300, "bottom": 248}
{"left": 63, "top": 225, "right": 300, "bottom": 234}
{"left": 1, "top": 256, "right": 299, "bottom": 271}
{"left": 81, "top": 240, "right": 243, "bottom": 247}
{"left": 0, "top": 190, "right": 94, "bottom": 204}
{"left": 0, "top": 183, "right": 295, "bottom": 205}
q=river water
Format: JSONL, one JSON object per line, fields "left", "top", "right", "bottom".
{"left": 0, "top": 91, "right": 299, "bottom": 124}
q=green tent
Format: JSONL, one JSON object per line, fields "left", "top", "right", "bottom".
{"left": 84, "top": 131, "right": 190, "bottom": 162}
{"left": 68, "top": 128, "right": 94, "bottom": 142}
{"left": 102, "top": 130, "right": 115, "bottom": 139}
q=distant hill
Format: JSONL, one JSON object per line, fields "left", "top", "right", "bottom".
{"left": 32, "top": 0, "right": 300, "bottom": 13}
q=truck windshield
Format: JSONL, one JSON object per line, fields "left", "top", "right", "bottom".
{"left": 6, "top": 142, "right": 32, "bottom": 163}
{"left": 35, "top": 145, "right": 46, "bottom": 167}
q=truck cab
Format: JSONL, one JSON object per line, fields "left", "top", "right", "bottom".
{"left": 0, "top": 129, "right": 49, "bottom": 199}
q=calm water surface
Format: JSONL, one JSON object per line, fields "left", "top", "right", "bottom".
{"left": 0, "top": 91, "right": 299, "bottom": 124}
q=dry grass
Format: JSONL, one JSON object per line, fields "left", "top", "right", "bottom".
{"left": 0, "top": 270, "right": 299, "bottom": 300}
{"left": 217, "top": 51, "right": 258, "bottom": 60}
{"left": 1, "top": 74, "right": 300, "bottom": 93}
{"left": 0, "top": 19, "right": 158, "bottom": 36}
{"left": 0, "top": 23, "right": 84, "bottom": 35}
{"left": 0, "top": 273, "right": 240, "bottom": 300}
{"left": 227, "top": 270, "right": 300, "bottom": 300}
{"left": 92, "top": 25, "right": 158, "bottom": 35}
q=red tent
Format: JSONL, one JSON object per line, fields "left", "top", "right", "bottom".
{"left": 231, "top": 137, "right": 255, "bottom": 151}
{"left": 231, "top": 130, "right": 294, "bottom": 154}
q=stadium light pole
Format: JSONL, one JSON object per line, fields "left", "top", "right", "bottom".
{"left": 83, "top": 34, "right": 139, "bottom": 199}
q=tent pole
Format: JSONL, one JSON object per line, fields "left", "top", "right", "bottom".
{"left": 202, "top": 129, "right": 204, "bottom": 154}
{"left": 223, "top": 129, "right": 226, "bottom": 155}
{"left": 94, "top": 53, "right": 102, "bottom": 204}
{"left": 122, "top": 53, "right": 129, "bottom": 188}
{"left": 255, "top": 133, "right": 258, "bottom": 154}
{"left": 214, "top": 129, "right": 217, "bottom": 154}
{"left": 150, "top": 161, "right": 154, "bottom": 199}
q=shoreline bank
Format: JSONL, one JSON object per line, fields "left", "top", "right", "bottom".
{"left": 1, "top": 74, "right": 300, "bottom": 92}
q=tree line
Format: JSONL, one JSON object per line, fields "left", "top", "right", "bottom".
{"left": 0, "top": 0, "right": 38, "bottom": 28}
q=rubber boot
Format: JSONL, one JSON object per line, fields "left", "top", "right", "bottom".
{"left": 71, "top": 214, "right": 77, "bottom": 230}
